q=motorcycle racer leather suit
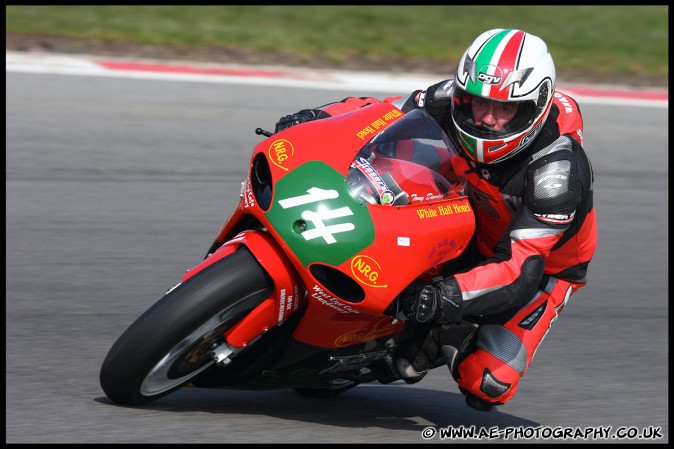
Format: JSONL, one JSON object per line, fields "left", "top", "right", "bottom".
{"left": 276, "top": 78, "right": 597, "bottom": 408}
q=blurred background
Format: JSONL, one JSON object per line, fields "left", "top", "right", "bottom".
{"left": 6, "top": 5, "right": 669, "bottom": 88}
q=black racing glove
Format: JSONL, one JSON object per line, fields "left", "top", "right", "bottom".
{"left": 274, "top": 109, "right": 329, "bottom": 133}
{"left": 401, "top": 276, "right": 463, "bottom": 324}
{"left": 415, "top": 79, "right": 454, "bottom": 120}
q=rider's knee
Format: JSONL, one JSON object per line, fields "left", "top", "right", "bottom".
{"left": 454, "top": 345, "right": 522, "bottom": 405}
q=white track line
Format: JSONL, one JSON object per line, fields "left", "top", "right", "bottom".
{"left": 6, "top": 51, "right": 668, "bottom": 108}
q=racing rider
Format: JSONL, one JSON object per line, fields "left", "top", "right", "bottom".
{"left": 273, "top": 29, "right": 597, "bottom": 411}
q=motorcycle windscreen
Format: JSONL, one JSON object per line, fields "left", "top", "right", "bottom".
{"left": 346, "top": 109, "right": 466, "bottom": 206}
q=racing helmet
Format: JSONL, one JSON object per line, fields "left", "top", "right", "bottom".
{"left": 451, "top": 29, "right": 556, "bottom": 164}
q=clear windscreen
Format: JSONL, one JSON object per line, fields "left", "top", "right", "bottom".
{"left": 347, "top": 109, "right": 466, "bottom": 206}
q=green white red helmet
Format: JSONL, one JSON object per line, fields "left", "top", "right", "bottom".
{"left": 451, "top": 29, "right": 556, "bottom": 164}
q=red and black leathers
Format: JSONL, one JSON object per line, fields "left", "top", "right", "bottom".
{"left": 288, "top": 82, "right": 597, "bottom": 406}
{"left": 441, "top": 90, "right": 596, "bottom": 314}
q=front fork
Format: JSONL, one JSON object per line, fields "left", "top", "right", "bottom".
{"left": 183, "top": 230, "right": 305, "bottom": 365}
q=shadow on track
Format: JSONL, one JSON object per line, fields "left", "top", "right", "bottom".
{"left": 94, "top": 383, "right": 538, "bottom": 431}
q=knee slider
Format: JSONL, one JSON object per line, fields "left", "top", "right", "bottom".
{"left": 456, "top": 351, "right": 521, "bottom": 403}
{"left": 455, "top": 324, "right": 529, "bottom": 404}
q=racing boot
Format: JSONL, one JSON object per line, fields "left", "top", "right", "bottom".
{"left": 433, "top": 322, "right": 479, "bottom": 377}
{"left": 393, "top": 339, "right": 430, "bottom": 384}
{"left": 436, "top": 324, "right": 503, "bottom": 412}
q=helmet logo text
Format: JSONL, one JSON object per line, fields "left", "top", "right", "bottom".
{"left": 478, "top": 65, "right": 503, "bottom": 85}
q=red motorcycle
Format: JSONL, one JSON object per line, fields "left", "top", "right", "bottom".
{"left": 100, "top": 104, "right": 476, "bottom": 405}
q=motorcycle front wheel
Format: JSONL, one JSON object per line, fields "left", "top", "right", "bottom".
{"left": 99, "top": 247, "right": 274, "bottom": 405}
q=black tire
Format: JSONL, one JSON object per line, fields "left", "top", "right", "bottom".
{"left": 293, "top": 379, "right": 359, "bottom": 398}
{"left": 100, "top": 247, "right": 274, "bottom": 405}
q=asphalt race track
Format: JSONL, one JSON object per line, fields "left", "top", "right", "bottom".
{"left": 6, "top": 69, "right": 668, "bottom": 444}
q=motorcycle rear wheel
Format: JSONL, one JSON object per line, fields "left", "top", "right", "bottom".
{"left": 100, "top": 247, "right": 274, "bottom": 405}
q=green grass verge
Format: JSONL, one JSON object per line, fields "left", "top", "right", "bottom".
{"left": 6, "top": 5, "right": 668, "bottom": 79}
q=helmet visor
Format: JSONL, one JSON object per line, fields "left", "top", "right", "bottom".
{"left": 452, "top": 88, "right": 539, "bottom": 141}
